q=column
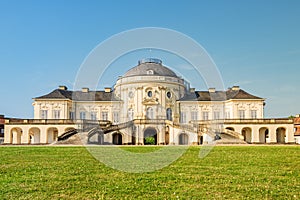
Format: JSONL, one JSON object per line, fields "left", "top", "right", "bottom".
{"left": 40, "top": 126, "right": 48, "bottom": 144}
{"left": 251, "top": 126, "right": 260, "bottom": 143}
{"left": 21, "top": 127, "right": 29, "bottom": 144}
{"left": 4, "top": 126, "right": 11, "bottom": 144}
{"left": 268, "top": 126, "right": 277, "bottom": 143}
{"left": 285, "top": 125, "right": 295, "bottom": 143}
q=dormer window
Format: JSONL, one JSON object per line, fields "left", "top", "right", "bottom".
{"left": 146, "top": 70, "right": 154, "bottom": 75}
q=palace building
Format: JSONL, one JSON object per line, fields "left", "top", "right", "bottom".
{"left": 4, "top": 58, "right": 296, "bottom": 145}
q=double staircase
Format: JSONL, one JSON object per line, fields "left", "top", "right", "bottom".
{"left": 56, "top": 120, "right": 134, "bottom": 144}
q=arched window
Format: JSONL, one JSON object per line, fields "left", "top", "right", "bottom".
{"left": 147, "top": 107, "right": 154, "bottom": 119}
{"left": 166, "top": 108, "right": 172, "bottom": 121}
{"left": 128, "top": 108, "right": 134, "bottom": 121}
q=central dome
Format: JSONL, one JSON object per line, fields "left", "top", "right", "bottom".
{"left": 123, "top": 58, "right": 178, "bottom": 78}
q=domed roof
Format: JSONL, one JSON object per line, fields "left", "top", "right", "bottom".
{"left": 123, "top": 58, "right": 178, "bottom": 78}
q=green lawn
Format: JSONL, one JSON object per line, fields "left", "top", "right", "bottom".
{"left": 0, "top": 146, "right": 299, "bottom": 199}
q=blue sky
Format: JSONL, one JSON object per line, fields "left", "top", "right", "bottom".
{"left": 0, "top": 0, "right": 299, "bottom": 118}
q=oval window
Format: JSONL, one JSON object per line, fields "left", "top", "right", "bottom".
{"left": 167, "top": 91, "right": 171, "bottom": 98}
{"left": 129, "top": 91, "right": 134, "bottom": 98}
{"left": 147, "top": 91, "right": 152, "bottom": 97}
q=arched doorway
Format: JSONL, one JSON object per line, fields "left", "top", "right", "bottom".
{"left": 242, "top": 127, "right": 252, "bottom": 143}
{"left": 47, "top": 127, "right": 58, "bottom": 143}
{"left": 259, "top": 127, "right": 269, "bottom": 143}
{"left": 198, "top": 135, "right": 203, "bottom": 145}
{"left": 276, "top": 128, "right": 286, "bottom": 144}
{"left": 179, "top": 133, "right": 189, "bottom": 145}
{"left": 165, "top": 126, "right": 169, "bottom": 145}
{"left": 11, "top": 127, "right": 22, "bottom": 144}
{"left": 112, "top": 133, "right": 122, "bottom": 145}
{"left": 144, "top": 127, "right": 157, "bottom": 145}
{"left": 29, "top": 127, "right": 41, "bottom": 144}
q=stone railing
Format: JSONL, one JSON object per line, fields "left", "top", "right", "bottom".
{"left": 6, "top": 119, "right": 77, "bottom": 125}
{"left": 191, "top": 118, "right": 293, "bottom": 125}
{"left": 5, "top": 119, "right": 114, "bottom": 125}
{"left": 103, "top": 121, "right": 134, "bottom": 133}
{"left": 173, "top": 123, "right": 198, "bottom": 133}
{"left": 223, "top": 128, "right": 244, "bottom": 140}
{"left": 133, "top": 119, "right": 167, "bottom": 125}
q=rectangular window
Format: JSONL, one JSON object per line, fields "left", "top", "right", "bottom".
{"left": 180, "top": 112, "right": 186, "bottom": 123}
{"left": 202, "top": 112, "right": 209, "bottom": 120}
{"left": 251, "top": 110, "right": 257, "bottom": 119}
{"left": 40, "top": 110, "right": 48, "bottom": 119}
{"left": 80, "top": 112, "right": 86, "bottom": 120}
{"left": 102, "top": 112, "right": 108, "bottom": 121}
{"left": 239, "top": 110, "right": 245, "bottom": 119}
{"left": 191, "top": 111, "right": 198, "bottom": 121}
{"left": 213, "top": 111, "right": 220, "bottom": 120}
{"left": 91, "top": 112, "right": 97, "bottom": 120}
{"left": 53, "top": 110, "right": 60, "bottom": 119}
{"left": 69, "top": 111, "right": 75, "bottom": 120}
{"left": 113, "top": 112, "right": 119, "bottom": 123}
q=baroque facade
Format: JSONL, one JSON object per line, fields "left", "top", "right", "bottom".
{"left": 4, "top": 58, "right": 296, "bottom": 145}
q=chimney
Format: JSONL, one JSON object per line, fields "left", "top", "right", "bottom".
{"left": 189, "top": 88, "right": 195, "bottom": 93}
{"left": 82, "top": 87, "right": 89, "bottom": 93}
{"left": 105, "top": 87, "right": 111, "bottom": 93}
{"left": 232, "top": 86, "right": 240, "bottom": 91}
{"left": 208, "top": 88, "right": 216, "bottom": 93}
{"left": 59, "top": 86, "right": 68, "bottom": 90}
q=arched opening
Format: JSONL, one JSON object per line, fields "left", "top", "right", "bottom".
{"left": 112, "top": 132, "right": 122, "bottom": 145}
{"left": 29, "top": 127, "right": 41, "bottom": 144}
{"left": 179, "top": 133, "right": 189, "bottom": 145}
{"left": 225, "top": 127, "right": 235, "bottom": 131}
{"left": 242, "top": 127, "right": 252, "bottom": 143}
{"left": 276, "top": 127, "right": 286, "bottom": 144}
{"left": 144, "top": 127, "right": 157, "bottom": 145}
{"left": 259, "top": 127, "right": 269, "bottom": 143}
{"left": 11, "top": 127, "right": 22, "bottom": 144}
{"left": 165, "top": 126, "right": 169, "bottom": 145}
{"left": 47, "top": 127, "right": 58, "bottom": 144}
{"left": 166, "top": 108, "right": 172, "bottom": 121}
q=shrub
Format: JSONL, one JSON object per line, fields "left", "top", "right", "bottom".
{"left": 145, "top": 136, "right": 155, "bottom": 145}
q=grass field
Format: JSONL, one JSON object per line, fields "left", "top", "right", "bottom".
{"left": 0, "top": 146, "right": 299, "bottom": 199}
